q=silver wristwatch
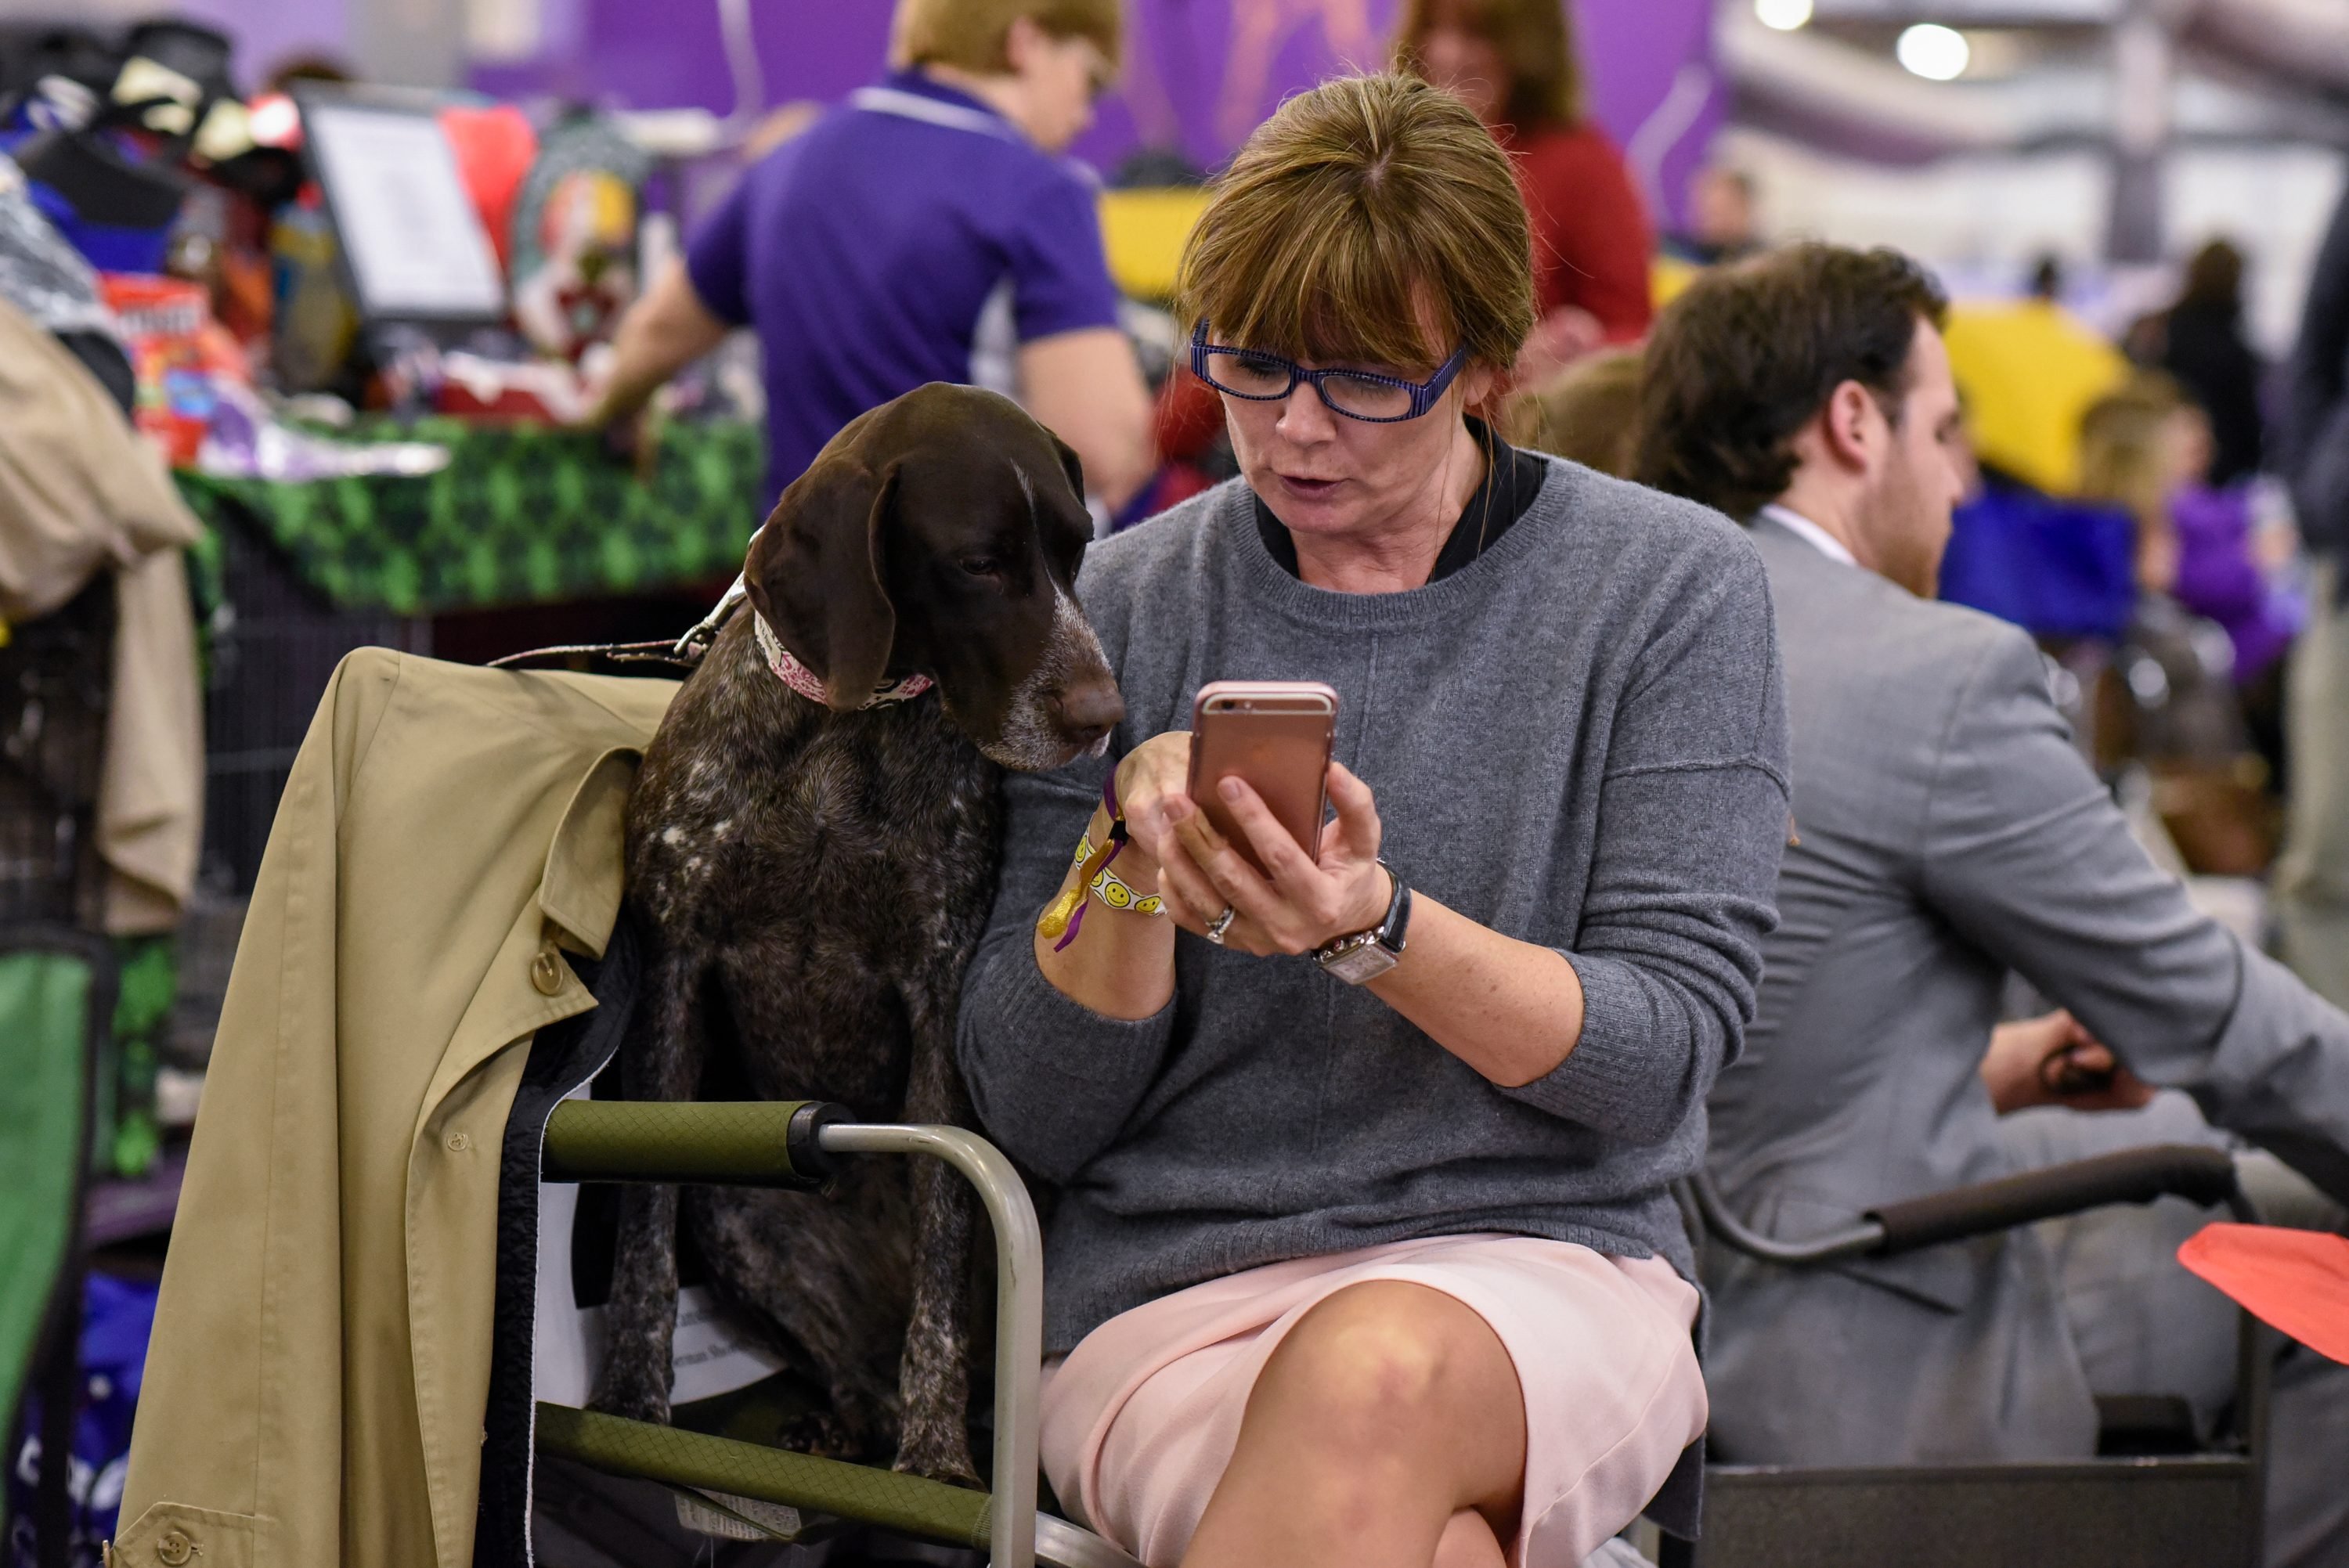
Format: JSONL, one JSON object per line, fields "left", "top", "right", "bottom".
{"left": 1314, "top": 862, "right": 1411, "bottom": 986}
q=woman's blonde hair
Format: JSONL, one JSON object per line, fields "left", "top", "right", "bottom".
{"left": 892, "top": 0, "right": 1120, "bottom": 75}
{"left": 1500, "top": 348, "right": 1644, "bottom": 476}
{"left": 1174, "top": 72, "right": 1535, "bottom": 377}
{"left": 2078, "top": 372, "right": 2196, "bottom": 593}
{"left": 2077, "top": 373, "right": 2186, "bottom": 528}
{"left": 1391, "top": 0, "right": 1582, "bottom": 128}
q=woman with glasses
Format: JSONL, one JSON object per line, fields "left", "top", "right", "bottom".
{"left": 959, "top": 73, "right": 1791, "bottom": 1568}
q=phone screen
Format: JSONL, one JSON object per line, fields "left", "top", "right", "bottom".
{"left": 1187, "top": 682, "right": 1338, "bottom": 873}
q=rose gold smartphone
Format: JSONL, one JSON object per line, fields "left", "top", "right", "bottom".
{"left": 1188, "top": 681, "right": 1339, "bottom": 873}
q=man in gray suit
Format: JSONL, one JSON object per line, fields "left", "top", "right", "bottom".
{"left": 1636, "top": 243, "right": 2349, "bottom": 1560}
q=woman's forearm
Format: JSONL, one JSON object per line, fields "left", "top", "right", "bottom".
{"left": 1140, "top": 761, "right": 1587, "bottom": 1083}
{"left": 1031, "top": 818, "right": 1584, "bottom": 1074}
{"left": 1367, "top": 892, "right": 1585, "bottom": 1087}
{"left": 1033, "top": 805, "right": 1178, "bottom": 1021}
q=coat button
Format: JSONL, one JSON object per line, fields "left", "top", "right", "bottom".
{"left": 156, "top": 1530, "right": 193, "bottom": 1566}
{"left": 529, "top": 943, "right": 565, "bottom": 997}
{"left": 446, "top": 1131, "right": 471, "bottom": 1152}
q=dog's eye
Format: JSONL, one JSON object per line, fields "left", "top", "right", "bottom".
{"left": 958, "top": 556, "right": 1004, "bottom": 578}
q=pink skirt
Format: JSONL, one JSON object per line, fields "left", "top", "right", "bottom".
{"left": 1039, "top": 1235, "right": 1705, "bottom": 1568}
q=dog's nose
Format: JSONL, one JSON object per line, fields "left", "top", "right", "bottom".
{"left": 1050, "top": 679, "right": 1124, "bottom": 747}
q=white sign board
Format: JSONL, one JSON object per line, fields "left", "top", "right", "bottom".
{"left": 304, "top": 102, "right": 507, "bottom": 322}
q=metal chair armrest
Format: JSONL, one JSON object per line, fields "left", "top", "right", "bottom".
{"left": 1864, "top": 1144, "right": 2248, "bottom": 1256}
{"left": 539, "top": 1098, "right": 843, "bottom": 1186}
{"left": 1687, "top": 1143, "right": 2251, "bottom": 1267}
{"left": 1680, "top": 1172, "right": 1882, "bottom": 1265}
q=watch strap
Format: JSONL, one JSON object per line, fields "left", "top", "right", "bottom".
{"left": 1315, "top": 861, "right": 1409, "bottom": 979}
{"left": 1377, "top": 863, "right": 1411, "bottom": 955}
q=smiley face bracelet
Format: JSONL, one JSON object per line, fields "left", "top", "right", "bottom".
{"left": 1037, "top": 771, "right": 1166, "bottom": 950}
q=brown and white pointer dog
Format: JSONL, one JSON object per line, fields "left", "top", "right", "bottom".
{"left": 596, "top": 383, "right": 1123, "bottom": 1483}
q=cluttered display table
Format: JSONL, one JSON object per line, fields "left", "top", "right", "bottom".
{"left": 177, "top": 409, "right": 765, "bottom": 898}
{"left": 175, "top": 413, "right": 762, "bottom": 617}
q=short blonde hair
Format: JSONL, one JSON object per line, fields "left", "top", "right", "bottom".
{"left": 1174, "top": 72, "right": 1535, "bottom": 376}
{"left": 893, "top": 0, "right": 1120, "bottom": 75}
{"left": 1500, "top": 348, "right": 1644, "bottom": 477}
{"left": 2077, "top": 373, "right": 2185, "bottom": 526}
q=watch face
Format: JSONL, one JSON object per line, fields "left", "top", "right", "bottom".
{"left": 1322, "top": 941, "right": 1398, "bottom": 986}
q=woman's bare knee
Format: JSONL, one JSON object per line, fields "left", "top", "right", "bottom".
{"left": 1242, "top": 1281, "right": 1527, "bottom": 1512}
{"left": 1259, "top": 1283, "right": 1458, "bottom": 1429}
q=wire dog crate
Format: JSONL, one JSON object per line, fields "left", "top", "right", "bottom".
{"left": 0, "top": 577, "right": 116, "bottom": 928}
{"left": 200, "top": 508, "right": 428, "bottom": 892}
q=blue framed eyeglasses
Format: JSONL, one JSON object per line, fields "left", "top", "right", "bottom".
{"left": 1189, "top": 321, "right": 1470, "bottom": 424}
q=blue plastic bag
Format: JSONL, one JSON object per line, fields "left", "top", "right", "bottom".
{"left": 1939, "top": 478, "right": 2138, "bottom": 641}
{"left": 8, "top": 1274, "right": 159, "bottom": 1568}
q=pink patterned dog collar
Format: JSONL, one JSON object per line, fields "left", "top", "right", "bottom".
{"left": 752, "top": 611, "right": 934, "bottom": 708}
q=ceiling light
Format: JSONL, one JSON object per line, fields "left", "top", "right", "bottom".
{"left": 1755, "top": 0, "right": 1813, "bottom": 29}
{"left": 1896, "top": 23, "right": 1972, "bottom": 81}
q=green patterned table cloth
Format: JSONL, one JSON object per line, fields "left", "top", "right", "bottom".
{"left": 175, "top": 416, "right": 767, "bottom": 615}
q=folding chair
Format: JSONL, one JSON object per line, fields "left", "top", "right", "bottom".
{"left": 533, "top": 1098, "right": 1141, "bottom": 1568}
{"left": 1668, "top": 1144, "right": 2268, "bottom": 1568}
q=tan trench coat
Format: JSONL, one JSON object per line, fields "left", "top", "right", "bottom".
{"left": 115, "top": 648, "right": 676, "bottom": 1568}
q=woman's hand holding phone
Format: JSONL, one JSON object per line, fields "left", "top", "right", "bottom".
{"left": 1110, "top": 724, "right": 1390, "bottom": 958}
{"left": 1162, "top": 762, "right": 1390, "bottom": 958}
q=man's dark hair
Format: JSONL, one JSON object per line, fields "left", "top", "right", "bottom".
{"left": 1634, "top": 243, "right": 1949, "bottom": 521}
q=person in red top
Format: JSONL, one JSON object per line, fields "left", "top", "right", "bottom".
{"left": 1394, "top": 0, "right": 1655, "bottom": 385}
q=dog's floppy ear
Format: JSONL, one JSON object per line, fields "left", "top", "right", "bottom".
{"left": 745, "top": 454, "right": 898, "bottom": 711}
{"left": 1048, "top": 427, "right": 1086, "bottom": 506}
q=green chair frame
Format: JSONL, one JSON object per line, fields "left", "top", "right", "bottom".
{"left": 535, "top": 1098, "right": 1141, "bottom": 1568}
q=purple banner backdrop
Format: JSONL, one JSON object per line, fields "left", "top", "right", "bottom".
{"left": 472, "top": 0, "right": 1719, "bottom": 225}
{"left": 178, "top": 0, "right": 350, "bottom": 90}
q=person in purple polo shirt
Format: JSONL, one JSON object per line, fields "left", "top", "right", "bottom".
{"left": 589, "top": 0, "right": 1153, "bottom": 513}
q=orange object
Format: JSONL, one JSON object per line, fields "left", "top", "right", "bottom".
{"left": 99, "top": 273, "right": 222, "bottom": 467}
{"left": 214, "top": 246, "right": 275, "bottom": 347}
{"left": 439, "top": 105, "right": 537, "bottom": 272}
{"left": 2178, "top": 1222, "right": 2349, "bottom": 1365}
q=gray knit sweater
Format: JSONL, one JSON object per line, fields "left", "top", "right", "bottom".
{"left": 956, "top": 462, "right": 1792, "bottom": 1354}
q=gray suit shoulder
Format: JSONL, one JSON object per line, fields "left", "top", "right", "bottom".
{"left": 1752, "top": 520, "right": 2039, "bottom": 714}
